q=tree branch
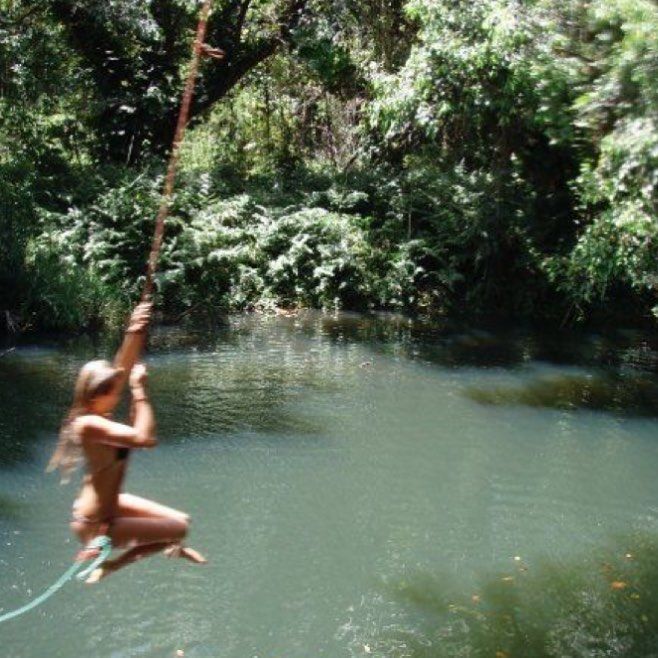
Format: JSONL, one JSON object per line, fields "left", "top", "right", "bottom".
{"left": 194, "top": 0, "right": 309, "bottom": 117}
{"left": 235, "top": 0, "right": 252, "bottom": 41}
{"left": 41, "top": 0, "right": 311, "bottom": 160}
{"left": 150, "top": 0, "right": 195, "bottom": 64}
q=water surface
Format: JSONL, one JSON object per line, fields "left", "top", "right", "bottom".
{"left": 1, "top": 313, "right": 658, "bottom": 657}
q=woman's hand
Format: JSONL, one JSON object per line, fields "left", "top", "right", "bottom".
{"left": 130, "top": 363, "right": 148, "bottom": 390}
{"left": 126, "top": 302, "right": 153, "bottom": 334}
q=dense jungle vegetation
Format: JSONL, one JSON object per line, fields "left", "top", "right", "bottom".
{"left": 0, "top": 0, "right": 656, "bottom": 332}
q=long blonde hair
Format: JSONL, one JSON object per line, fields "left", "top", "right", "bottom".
{"left": 47, "top": 360, "right": 121, "bottom": 483}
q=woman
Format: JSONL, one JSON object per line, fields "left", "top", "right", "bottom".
{"left": 48, "top": 302, "right": 206, "bottom": 583}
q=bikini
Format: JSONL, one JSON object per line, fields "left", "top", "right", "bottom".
{"left": 71, "top": 447, "right": 130, "bottom": 526}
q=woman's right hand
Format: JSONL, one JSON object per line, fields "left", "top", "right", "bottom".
{"left": 130, "top": 363, "right": 148, "bottom": 390}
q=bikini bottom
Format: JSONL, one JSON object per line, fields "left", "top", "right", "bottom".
{"left": 71, "top": 502, "right": 112, "bottom": 527}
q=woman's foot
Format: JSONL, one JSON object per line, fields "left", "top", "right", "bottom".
{"left": 84, "top": 563, "right": 115, "bottom": 584}
{"left": 164, "top": 544, "right": 207, "bottom": 564}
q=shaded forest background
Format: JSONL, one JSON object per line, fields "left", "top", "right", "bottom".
{"left": 0, "top": 0, "right": 656, "bottom": 332}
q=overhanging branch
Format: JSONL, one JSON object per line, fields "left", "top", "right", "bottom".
{"left": 194, "top": 0, "right": 309, "bottom": 117}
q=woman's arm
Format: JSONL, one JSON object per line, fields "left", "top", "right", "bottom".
{"left": 111, "top": 302, "right": 153, "bottom": 398}
{"left": 78, "top": 415, "right": 156, "bottom": 449}
{"left": 128, "top": 363, "right": 155, "bottom": 446}
{"left": 78, "top": 364, "right": 156, "bottom": 449}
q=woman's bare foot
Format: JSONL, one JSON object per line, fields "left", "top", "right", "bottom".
{"left": 84, "top": 564, "right": 114, "bottom": 584}
{"left": 180, "top": 546, "right": 207, "bottom": 564}
{"left": 83, "top": 556, "right": 121, "bottom": 584}
{"left": 164, "top": 544, "right": 207, "bottom": 564}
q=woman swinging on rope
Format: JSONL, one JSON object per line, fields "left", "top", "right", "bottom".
{"left": 45, "top": 0, "right": 219, "bottom": 584}
{"left": 48, "top": 302, "right": 206, "bottom": 583}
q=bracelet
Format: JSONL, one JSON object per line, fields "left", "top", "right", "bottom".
{"left": 132, "top": 395, "right": 148, "bottom": 403}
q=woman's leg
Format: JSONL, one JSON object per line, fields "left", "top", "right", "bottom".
{"left": 117, "top": 493, "right": 205, "bottom": 564}
{"left": 116, "top": 493, "right": 189, "bottom": 523}
{"left": 111, "top": 515, "right": 188, "bottom": 547}
{"left": 90, "top": 541, "right": 174, "bottom": 582}
{"left": 86, "top": 515, "right": 205, "bottom": 584}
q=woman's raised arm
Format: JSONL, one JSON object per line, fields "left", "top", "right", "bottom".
{"left": 111, "top": 302, "right": 153, "bottom": 400}
{"left": 77, "top": 415, "right": 156, "bottom": 449}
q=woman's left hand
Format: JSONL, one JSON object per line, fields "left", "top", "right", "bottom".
{"left": 127, "top": 302, "right": 153, "bottom": 334}
{"left": 130, "top": 363, "right": 148, "bottom": 389}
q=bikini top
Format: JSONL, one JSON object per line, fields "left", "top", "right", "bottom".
{"left": 85, "top": 446, "right": 130, "bottom": 479}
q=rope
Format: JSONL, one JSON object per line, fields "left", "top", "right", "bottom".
{"left": 0, "top": 535, "right": 112, "bottom": 625}
{"left": 141, "top": 0, "right": 215, "bottom": 301}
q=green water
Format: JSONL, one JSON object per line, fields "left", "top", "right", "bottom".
{"left": 1, "top": 312, "right": 658, "bottom": 657}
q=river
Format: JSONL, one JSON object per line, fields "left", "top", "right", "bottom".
{"left": 1, "top": 312, "right": 658, "bottom": 657}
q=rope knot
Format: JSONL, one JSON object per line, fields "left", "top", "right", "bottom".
{"left": 75, "top": 535, "right": 112, "bottom": 563}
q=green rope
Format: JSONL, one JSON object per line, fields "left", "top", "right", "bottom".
{"left": 0, "top": 535, "right": 112, "bottom": 625}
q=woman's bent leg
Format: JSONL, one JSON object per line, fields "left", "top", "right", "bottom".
{"left": 117, "top": 493, "right": 189, "bottom": 524}
{"left": 115, "top": 494, "right": 205, "bottom": 564}
{"left": 86, "top": 541, "right": 173, "bottom": 583}
{"left": 85, "top": 515, "right": 201, "bottom": 583}
{"left": 86, "top": 515, "right": 206, "bottom": 583}
{"left": 110, "top": 515, "right": 188, "bottom": 548}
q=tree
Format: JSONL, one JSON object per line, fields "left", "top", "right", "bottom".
{"left": 45, "top": 0, "right": 310, "bottom": 163}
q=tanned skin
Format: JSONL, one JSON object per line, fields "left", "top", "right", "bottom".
{"left": 70, "top": 302, "right": 206, "bottom": 582}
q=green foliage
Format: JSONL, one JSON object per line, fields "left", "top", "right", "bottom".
{"left": 1, "top": 0, "right": 657, "bottom": 331}
{"left": 259, "top": 207, "right": 371, "bottom": 307}
{"left": 23, "top": 216, "right": 127, "bottom": 331}
{"left": 295, "top": 31, "right": 360, "bottom": 95}
{"left": 546, "top": 202, "right": 658, "bottom": 316}
{"left": 536, "top": 0, "right": 658, "bottom": 318}
{"left": 367, "top": 0, "right": 658, "bottom": 321}
{"left": 163, "top": 194, "right": 263, "bottom": 313}
{"left": 369, "top": 0, "right": 540, "bottom": 159}
{"left": 30, "top": 175, "right": 375, "bottom": 323}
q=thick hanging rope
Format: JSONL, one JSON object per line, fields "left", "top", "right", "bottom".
{"left": 142, "top": 0, "right": 216, "bottom": 301}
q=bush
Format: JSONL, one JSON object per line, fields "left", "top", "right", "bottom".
{"left": 24, "top": 219, "right": 127, "bottom": 331}
{"left": 265, "top": 207, "right": 371, "bottom": 308}
{"left": 27, "top": 173, "right": 378, "bottom": 326}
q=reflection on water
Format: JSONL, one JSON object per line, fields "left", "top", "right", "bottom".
{"left": 284, "top": 312, "right": 658, "bottom": 372}
{"left": 377, "top": 534, "right": 658, "bottom": 657}
{"left": 465, "top": 373, "right": 658, "bottom": 417}
{"left": 0, "top": 353, "right": 75, "bottom": 466}
{"left": 0, "top": 494, "right": 24, "bottom": 521}
{"left": 152, "top": 353, "right": 330, "bottom": 440}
